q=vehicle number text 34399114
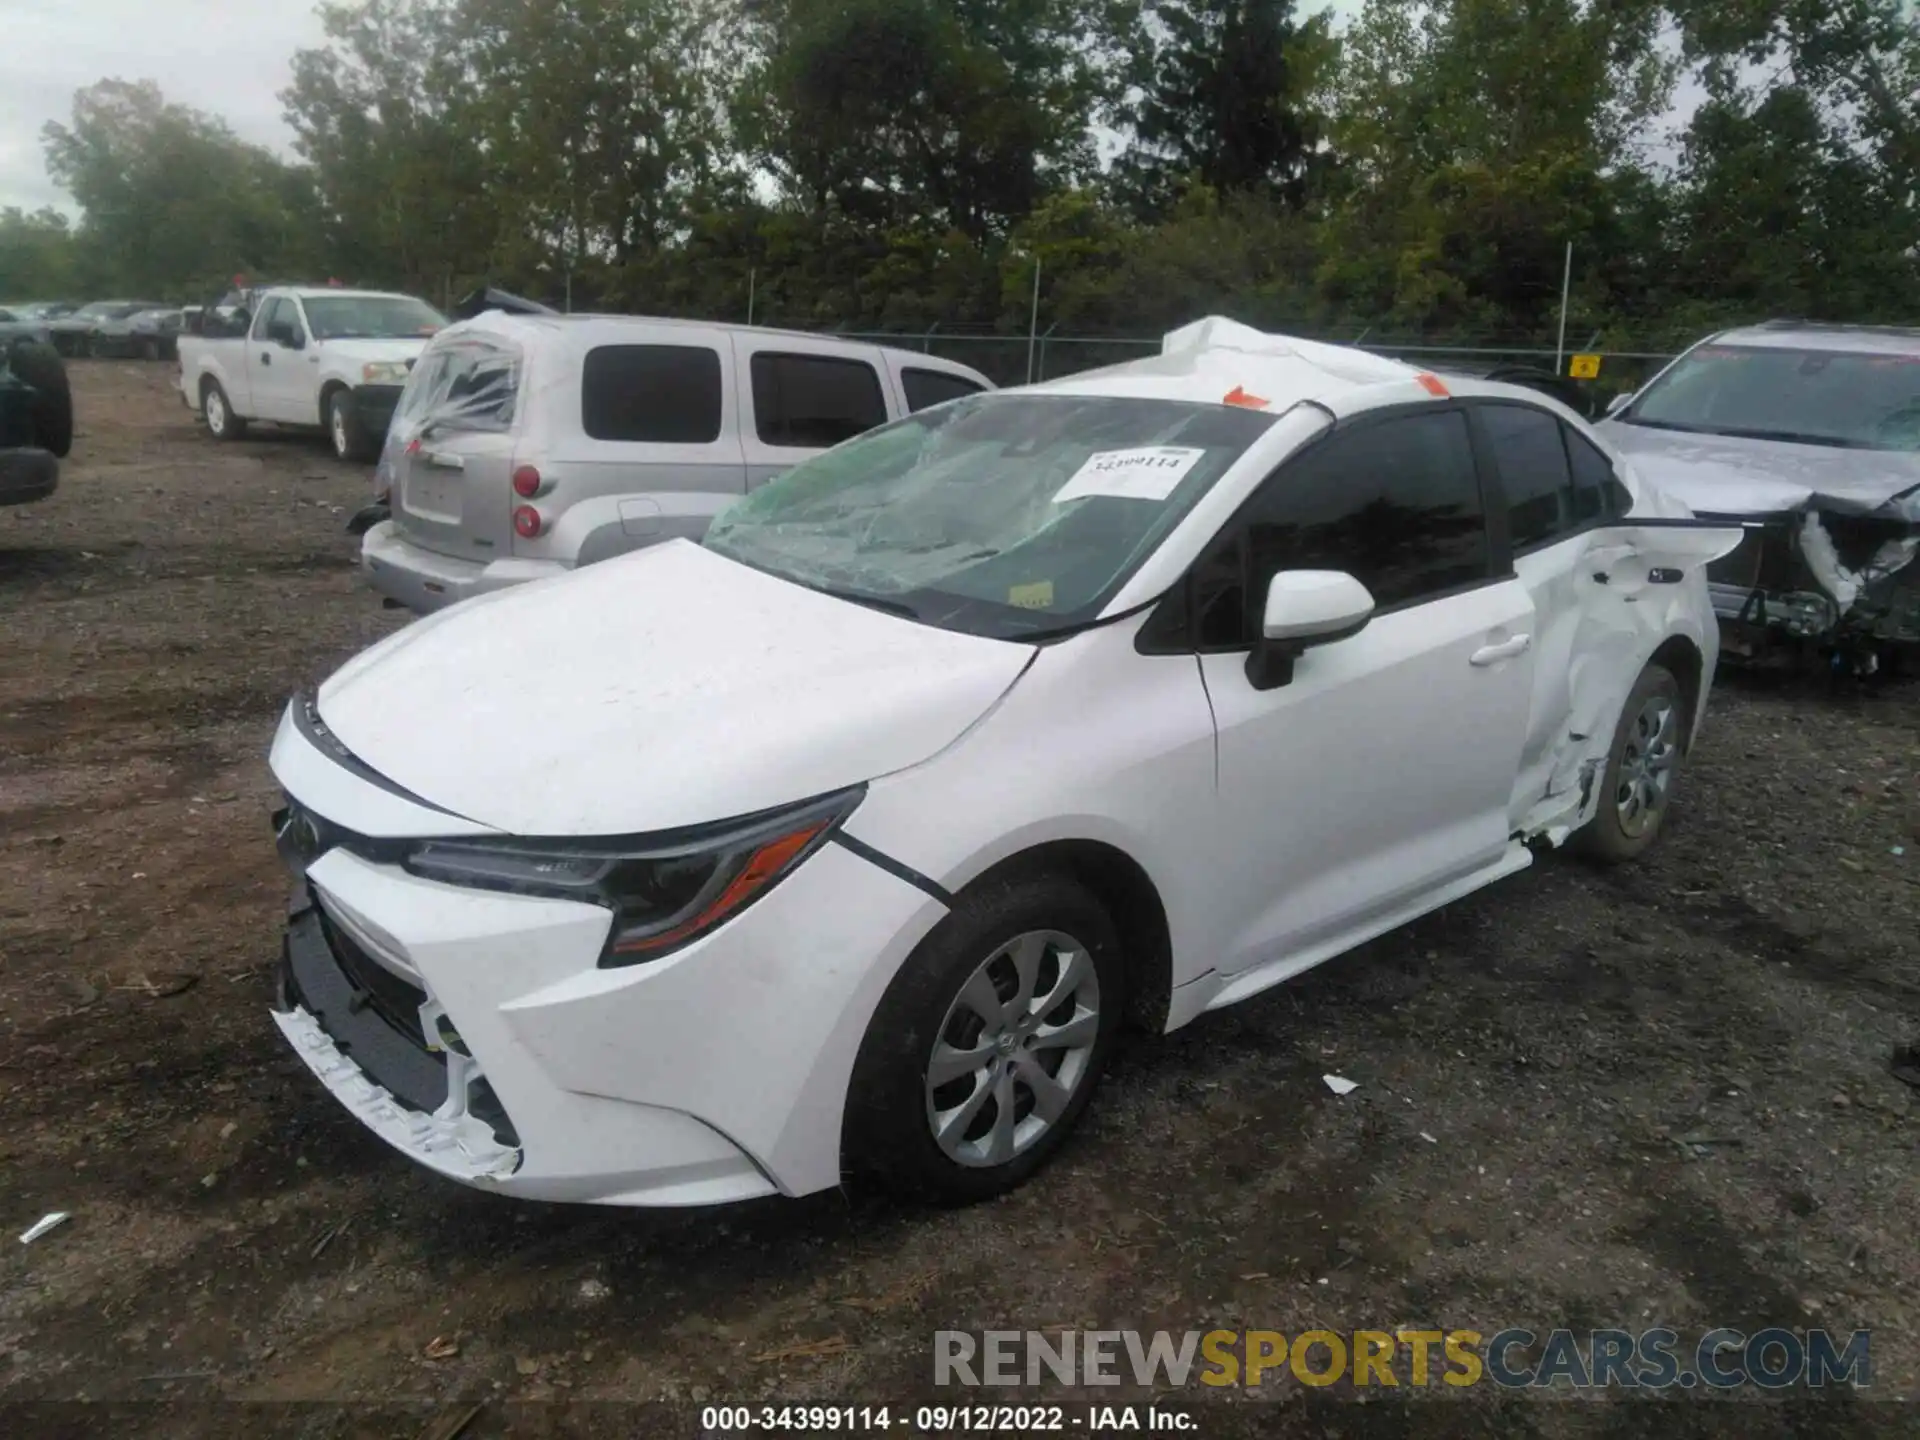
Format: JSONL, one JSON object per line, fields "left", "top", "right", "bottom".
{"left": 699, "top": 1405, "right": 1080, "bottom": 1432}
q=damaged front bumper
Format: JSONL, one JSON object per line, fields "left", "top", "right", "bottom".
{"left": 274, "top": 893, "right": 522, "bottom": 1184}
{"left": 1704, "top": 509, "right": 1920, "bottom": 657}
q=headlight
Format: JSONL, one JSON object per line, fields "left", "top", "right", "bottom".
{"left": 401, "top": 788, "right": 862, "bottom": 965}
{"left": 362, "top": 361, "right": 411, "bottom": 384}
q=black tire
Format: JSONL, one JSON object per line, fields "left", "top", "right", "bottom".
{"left": 139, "top": 337, "right": 159, "bottom": 362}
{"left": 201, "top": 379, "right": 247, "bottom": 441}
{"left": 7, "top": 340, "right": 73, "bottom": 458}
{"left": 844, "top": 873, "right": 1125, "bottom": 1204}
{"left": 1575, "top": 663, "right": 1686, "bottom": 865}
{"left": 326, "top": 388, "right": 379, "bottom": 463}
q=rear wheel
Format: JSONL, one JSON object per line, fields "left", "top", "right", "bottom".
{"left": 202, "top": 380, "right": 246, "bottom": 441}
{"left": 845, "top": 874, "right": 1124, "bottom": 1204}
{"left": 1576, "top": 663, "right": 1685, "bottom": 864}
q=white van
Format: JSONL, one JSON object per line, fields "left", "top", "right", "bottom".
{"left": 359, "top": 314, "right": 994, "bottom": 613}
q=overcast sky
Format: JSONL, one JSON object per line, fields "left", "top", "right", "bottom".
{"left": 0, "top": 0, "right": 328, "bottom": 215}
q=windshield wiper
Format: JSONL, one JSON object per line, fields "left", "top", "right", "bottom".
{"left": 1614, "top": 415, "right": 1709, "bottom": 434}
{"left": 1706, "top": 427, "right": 1869, "bottom": 449}
{"left": 1621, "top": 414, "right": 1870, "bottom": 449}
{"left": 807, "top": 583, "right": 920, "bottom": 621}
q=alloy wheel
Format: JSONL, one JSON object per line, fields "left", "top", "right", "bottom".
{"left": 925, "top": 929, "right": 1102, "bottom": 1169}
{"left": 1615, "top": 693, "right": 1677, "bottom": 838}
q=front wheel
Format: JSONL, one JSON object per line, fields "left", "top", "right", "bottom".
{"left": 327, "top": 390, "right": 378, "bottom": 463}
{"left": 1575, "top": 662, "right": 1686, "bottom": 864}
{"left": 844, "top": 874, "right": 1124, "bottom": 1204}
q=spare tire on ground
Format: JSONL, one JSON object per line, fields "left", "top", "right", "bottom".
{"left": 6, "top": 340, "right": 73, "bottom": 458}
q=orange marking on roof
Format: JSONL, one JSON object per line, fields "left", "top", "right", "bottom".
{"left": 1416, "top": 372, "right": 1450, "bottom": 397}
{"left": 1222, "top": 385, "right": 1268, "bottom": 408}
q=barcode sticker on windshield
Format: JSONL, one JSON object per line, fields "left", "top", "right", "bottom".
{"left": 1053, "top": 447, "right": 1206, "bottom": 504}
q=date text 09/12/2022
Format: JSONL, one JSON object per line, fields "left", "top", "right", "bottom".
{"left": 700, "top": 1405, "right": 1194, "bottom": 1432}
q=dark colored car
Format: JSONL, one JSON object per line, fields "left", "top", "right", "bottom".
{"left": 96, "top": 307, "right": 186, "bottom": 361}
{"left": 49, "top": 300, "right": 169, "bottom": 357}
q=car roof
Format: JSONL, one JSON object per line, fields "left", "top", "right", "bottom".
{"left": 438, "top": 310, "right": 994, "bottom": 379}
{"left": 1705, "top": 320, "right": 1920, "bottom": 356}
{"left": 1026, "top": 315, "right": 1577, "bottom": 419}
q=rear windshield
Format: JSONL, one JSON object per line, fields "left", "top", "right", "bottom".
{"left": 303, "top": 294, "right": 445, "bottom": 341}
{"left": 393, "top": 334, "right": 522, "bottom": 435}
{"left": 1623, "top": 343, "right": 1920, "bottom": 451}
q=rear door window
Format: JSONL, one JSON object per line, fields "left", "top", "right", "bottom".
{"left": 750, "top": 352, "right": 887, "bottom": 448}
{"left": 902, "top": 367, "right": 987, "bottom": 412}
{"left": 582, "top": 344, "right": 723, "bottom": 444}
{"left": 1480, "top": 403, "right": 1577, "bottom": 550}
{"left": 1564, "top": 426, "right": 1633, "bottom": 522}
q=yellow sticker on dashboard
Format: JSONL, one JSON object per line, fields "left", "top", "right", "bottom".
{"left": 1008, "top": 581, "right": 1055, "bottom": 609}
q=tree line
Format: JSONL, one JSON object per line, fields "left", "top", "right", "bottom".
{"left": 5, "top": 0, "right": 1919, "bottom": 360}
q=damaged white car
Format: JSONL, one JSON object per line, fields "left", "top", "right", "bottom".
{"left": 1600, "top": 322, "right": 1920, "bottom": 676}
{"left": 265, "top": 317, "right": 1739, "bottom": 1208}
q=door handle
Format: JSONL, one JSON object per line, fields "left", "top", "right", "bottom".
{"left": 260, "top": 352, "right": 271, "bottom": 365}
{"left": 1470, "top": 634, "right": 1531, "bottom": 666}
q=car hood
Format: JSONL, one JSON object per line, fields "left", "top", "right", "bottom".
{"left": 315, "top": 337, "right": 431, "bottom": 367}
{"left": 315, "top": 540, "right": 1036, "bottom": 836}
{"left": 1598, "top": 419, "right": 1920, "bottom": 522}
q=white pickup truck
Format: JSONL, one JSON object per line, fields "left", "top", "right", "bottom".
{"left": 177, "top": 286, "right": 447, "bottom": 462}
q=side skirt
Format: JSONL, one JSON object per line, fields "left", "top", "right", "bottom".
{"left": 1173, "top": 841, "right": 1536, "bottom": 1024}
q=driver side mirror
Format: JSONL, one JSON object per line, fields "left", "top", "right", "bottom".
{"left": 1246, "top": 570, "right": 1375, "bottom": 691}
{"left": 268, "top": 320, "right": 304, "bottom": 350}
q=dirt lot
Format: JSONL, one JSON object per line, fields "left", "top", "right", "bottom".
{"left": 0, "top": 362, "right": 1916, "bottom": 1437}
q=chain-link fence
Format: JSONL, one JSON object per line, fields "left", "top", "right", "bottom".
{"left": 807, "top": 323, "right": 1679, "bottom": 398}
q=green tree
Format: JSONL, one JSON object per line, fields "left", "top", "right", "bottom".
{"left": 1319, "top": 0, "right": 1674, "bottom": 337}
{"left": 1656, "top": 0, "right": 1920, "bottom": 330}
{"left": 1113, "top": 0, "right": 1330, "bottom": 220}
{"left": 737, "top": 0, "right": 1143, "bottom": 242}
{"left": 451, "top": 0, "right": 734, "bottom": 282}
{"left": 283, "top": 0, "right": 494, "bottom": 302}
{"left": 0, "top": 209, "right": 82, "bottom": 300}
{"left": 42, "top": 79, "right": 320, "bottom": 298}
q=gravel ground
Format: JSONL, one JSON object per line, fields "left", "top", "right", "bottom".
{"left": 0, "top": 362, "right": 1915, "bottom": 1438}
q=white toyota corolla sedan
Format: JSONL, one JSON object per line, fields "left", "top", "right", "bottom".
{"left": 267, "top": 317, "right": 1741, "bottom": 1207}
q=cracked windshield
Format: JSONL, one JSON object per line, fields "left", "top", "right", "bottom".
{"left": 704, "top": 394, "right": 1277, "bottom": 637}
